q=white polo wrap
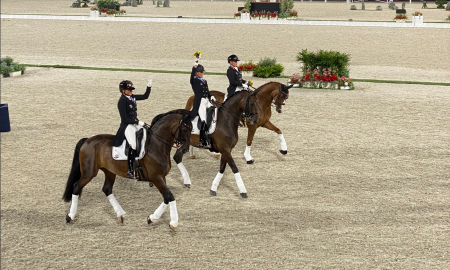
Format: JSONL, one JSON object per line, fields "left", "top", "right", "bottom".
{"left": 107, "top": 194, "right": 126, "bottom": 217}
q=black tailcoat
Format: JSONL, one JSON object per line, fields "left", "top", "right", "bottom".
{"left": 227, "top": 66, "right": 245, "bottom": 97}
{"left": 189, "top": 67, "right": 211, "bottom": 121}
{"left": 111, "top": 87, "right": 151, "bottom": 147}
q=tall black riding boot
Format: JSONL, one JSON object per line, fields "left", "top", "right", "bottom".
{"left": 199, "top": 122, "right": 211, "bottom": 149}
{"left": 127, "top": 148, "right": 136, "bottom": 179}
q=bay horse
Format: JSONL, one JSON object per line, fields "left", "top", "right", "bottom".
{"left": 186, "top": 82, "right": 291, "bottom": 164}
{"left": 62, "top": 109, "right": 193, "bottom": 231}
{"left": 173, "top": 90, "right": 258, "bottom": 198}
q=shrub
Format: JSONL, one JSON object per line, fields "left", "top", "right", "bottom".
{"left": 1, "top": 56, "right": 25, "bottom": 77}
{"left": 297, "top": 49, "right": 350, "bottom": 78}
{"left": 253, "top": 58, "right": 284, "bottom": 78}
{"left": 435, "top": 0, "right": 446, "bottom": 8}
{"left": 96, "top": 0, "right": 120, "bottom": 11}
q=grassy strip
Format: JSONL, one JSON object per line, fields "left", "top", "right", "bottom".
{"left": 24, "top": 64, "right": 450, "bottom": 86}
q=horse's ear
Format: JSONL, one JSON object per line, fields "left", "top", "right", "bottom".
{"left": 282, "top": 84, "right": 293, "bottom": 93}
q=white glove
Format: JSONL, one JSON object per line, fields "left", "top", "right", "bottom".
{"left": 147, "top": 78, "right": 152, "bottom": 87}
{"left": 138, "top": 121, "right": 145, "bottom": 127}
{"left": 242, "top": 84, "right": 249, "bottom": 90}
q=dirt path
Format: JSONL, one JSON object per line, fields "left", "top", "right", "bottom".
{"left": 1, "top": 1, "right": 450, "bottom": 269}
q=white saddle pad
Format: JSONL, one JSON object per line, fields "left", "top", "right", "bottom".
{"left": 112, "top": 129, "right": 147, "bottom": 161}
{"left": 192, "top": 108, "right": 218, "bottom": 135}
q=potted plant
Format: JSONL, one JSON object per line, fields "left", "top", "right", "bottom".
{"left": 287, "top": 73, "right": 301, "bottom": 87}
{"left": 259, "top": 10, "right": 267, "bottom": 20}
{"left": 234, "top": 12, "right": 241, "bottom": 19}
{"left": 288, "top": 10, "right": 298, "bottom": 20}
{"left": 252, "top": 57, "right": 284, "bottom": 78}
{"left": 250, "top": 11, "right": 260, "bottom": 20}
{"left": 1, "top": 57, "right": 26, "bottom": 77}
{"left": 81, "top": 0, "right": 90, "bottom": 7}
{"left": 90, "top": 6, "right": 99, "bottom": 17}
{"left": 106, "top": 9, "right": 116, "bottom": 17}
{"left": 240, "top": 8, "right": 250, "bottom": 21}
{"left": 238, "top": 61, "right": 259, "bottom": 77}
{"left": 412, "top": 11, "right": 423, "bottom": 24}
{"left": 338, "top": 76, "right": 354, "bottom": 90}
{"left": 394, "top": 14, "right": 407, "bottom": 22}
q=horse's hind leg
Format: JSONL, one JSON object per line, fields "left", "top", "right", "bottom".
{"left": 262, "top": 121, "right": 287, "bottom": 155}
{"left": 173, "top": 148, "right": 191, "bottom": 188}
{"left": 66, "top": 174, "right": 96, "bottom": 223}
{"left": 147, "top": 175, "right": 179, "bottom": 231}
{"left": 101, "top": 170, "right": 126, "bottom": 223}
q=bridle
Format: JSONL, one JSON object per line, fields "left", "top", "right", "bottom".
{"left": 251, "top": 84, "right": 288, "bottom": 108}
{"left": 217, "top": 90, "right": 258, "bottom": 122}
{"left": 145, "top": 117, "right": 193, "bottom": 150}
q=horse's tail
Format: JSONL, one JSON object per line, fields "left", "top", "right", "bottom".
{"left": 185, "top": 95, "right": 195, "bottom": 110}
{"left": 62, "top": 138, "right": 88, "bottom": 202}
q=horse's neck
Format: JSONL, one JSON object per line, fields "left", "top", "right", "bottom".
{"left": 147, "top": 119, "right": 176, "bottom": 153}
{"left": 258, "top": 84, "right": 277, "bottom": 103}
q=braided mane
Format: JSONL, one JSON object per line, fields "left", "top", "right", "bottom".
{"left": 150, "top": 109, "right": 191, "bottom": 129}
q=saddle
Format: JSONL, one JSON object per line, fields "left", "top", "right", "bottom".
{"left": 112, "top": 128, "right": 147, "bottom": 161}
{"left": 192, "top": 105, "right": 218, "bottom": 135}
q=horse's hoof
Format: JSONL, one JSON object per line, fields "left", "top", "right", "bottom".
{"left": 240, "top": 193, "right": 248, "bottom": 198}
{"left": 117, "top": 216, "right": 124, "bottom": 223}
{"left": 169, "top": 225, "right": 177, "bottom": 231}
{"left": 147, "top": 216, "right": 153, "bottom": 225}
{"left": 246, "top": 159, "right": 254, "bottom": 164}
{"left": 149, "top": 182, "right": 154, "bottom": 187}
{"left": 184, "top": 184, "right": 191, "bottom": 188}
{"left": 279, "top": 150, "right": 287, "bottom": 155}
{"left": 189, "top": 155, "right": 196, "bottom": 159}
{"left": 210, "top": 190, "right": 217, "bottom": 196}
{"left": 66, "top": 214, "right": 72, "bottom": 223}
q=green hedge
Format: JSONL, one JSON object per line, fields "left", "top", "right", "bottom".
{"left": 253, "top": 57, "right": 284, "bottom": 78}
{"left": 296, "top": 49, "right": 350, "bottom": 77}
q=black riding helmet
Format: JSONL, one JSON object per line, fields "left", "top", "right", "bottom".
{"left": 227, "top": 54, "right": 240, "bottom": 63}
{"left": 119, "top": 80, "right": 135, "bottom": 92}
{"left": 195, "top": 64, "right": 205, "bottom": 73}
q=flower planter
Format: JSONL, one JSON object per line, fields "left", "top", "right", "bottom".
{"left": 241, "top": 71, "right": 253, "bottom": 77}
{"left": 287, "top": 83, "right": 300, "bottom": 88}
{"left": 11, "top": 71, "right": 22, "bottom": 77}
{"left": 340, "top": 86, "right": 350, "bottom": 90}
{"left": 412, "top": 15, "right": 423, "bottom": 25}
{"left": 107, "top": 14, "right": 115, "bottom": 17}
{"left": 240, "top": 13, "right": 250, "bottom": 21}
{"left": 235, "top": 16, "right": 241, "bottom": 20}
{"left": 90, "top": 10, "right": 99, "bottom": 17}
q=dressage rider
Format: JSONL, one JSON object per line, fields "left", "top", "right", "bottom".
{"left": 226, "top": 54, "right": 249, "bottom": 98}
{"left": 190, "top": 61, "right": 212, "bottom": 149}
{"left": 111, "top": 78, "right": 152, "bottom": 179}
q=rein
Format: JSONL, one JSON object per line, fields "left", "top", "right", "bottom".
{"left": 145, "top": 117, "right": 193, "bottom": 150}
{"left": 217, "top": 91, "right": 257, "bottom": 122}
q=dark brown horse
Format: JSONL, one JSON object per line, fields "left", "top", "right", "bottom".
{"left": 173, "top": 90, "right": 258, "bottom": 198}
{"left": 186, "top": 82, "right": 291, "bottom": 164}
{"left": 62, "top": 109, "right": 192, "bottom": 231}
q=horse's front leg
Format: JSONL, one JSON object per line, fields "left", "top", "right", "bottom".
{"left": 147, "top": 175, "right": 178, "bottom": 231}
{"left": 262, "top": 121, "right": 287, "bottom": 155}
{"left": 173, "top": 148, "right": 191, "bottom": 188}
{"left": 209, "top": 152, "right": 227, "bottom": 196}
{"left": 102, "top": 170, "right": 126, "bottom": 223}
{"left": 211, "top": 151, "right": 248, "bottom": 198}
{"left": 244, "top": 125, "right": 258, "bottom": 164}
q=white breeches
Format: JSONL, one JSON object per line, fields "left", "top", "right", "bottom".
{"left": 224, "top": 86, "right": 243, "bottom": 102}
{"left": 198, "top": 98, "right": 209, "bottom": 122}
{"left": 125, "top": 124, "right": 143, "bottom": 150}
